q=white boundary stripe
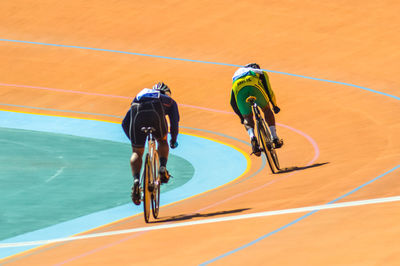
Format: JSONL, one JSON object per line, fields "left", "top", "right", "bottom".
{"left": 2, "top": 195, "right": 400, "bottom": 248}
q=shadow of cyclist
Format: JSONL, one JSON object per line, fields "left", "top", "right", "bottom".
{"left": 277, "top": 162, "right": 329, "bottom": 174}
{"left": 150, "top": 208, "right": 251, "bottom": 223}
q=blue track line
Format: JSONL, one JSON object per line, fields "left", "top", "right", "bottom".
{"left": 201, "top": 165, "right": 400, "bottom": 265}
{"left": 0, "top": 39, "right": 242, "bottom": 67}
{"left": 0, "top": 110, "right": 248, "bottom": 259}
{"left": 1, "top": 38, "right": 399, "bottom": 101}
{"left": 2, "top": 38, "right": 400, "bottom": 263}
{"left": 0, "top": 102, "right": 122, "bottom": 118}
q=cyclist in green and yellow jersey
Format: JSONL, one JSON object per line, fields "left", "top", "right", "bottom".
{"left": 230, "top": 63, "right": 283, "bottom": 156}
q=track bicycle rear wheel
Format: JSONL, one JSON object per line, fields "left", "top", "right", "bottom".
{"left": 151, "top": 150, "right": 161, "bottom": 218}
{"left": 257, "top": 120, "right": 279, "bottom": 174}
{"left": 263, "top": 121, "right": 281, "bottom": 170}
{"left": 143, "top": 154, "right": 151, "bottom": 223}
{"left": 270, "top": 144, "right": 280, "bottom": 170}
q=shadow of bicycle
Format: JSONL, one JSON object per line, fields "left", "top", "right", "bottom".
{"left": 150, "top": 208, "right": 251, "bottom": 223}
{"left": 277, "top": 162, "right": 329, "bottom": 174}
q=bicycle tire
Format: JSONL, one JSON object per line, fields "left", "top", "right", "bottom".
{"left": 270, "top": 146, "right": 280, "bottom": 170}
{"left": 151, "top": 150, "right": 161, "bottom": 218}
{"left": 263, "top": 121, "right": 281, "bottom": 170}
{"left": 257, "top": 120, "right": 278, "bottom": 174}
{"left": 143, "top": 154, "right": 151, "bottom": 223}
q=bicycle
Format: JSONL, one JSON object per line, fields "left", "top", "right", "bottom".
{"left": 138, "top": 127, "right": 161, "bottom": 223}
{"left": 246, "top": 96, "right": 281, "bottom": 174}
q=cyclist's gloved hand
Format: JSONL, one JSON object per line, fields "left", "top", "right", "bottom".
{"left": 273, "top": 106, "right": 281, "bottom": 114}
{"left": 170, "top": 140, "right": 178, "bottom": 149}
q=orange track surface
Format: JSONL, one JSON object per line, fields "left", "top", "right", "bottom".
{"left": 1, "top": 0, "right": 400, "bottom": 265}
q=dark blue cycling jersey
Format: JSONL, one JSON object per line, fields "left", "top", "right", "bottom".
{"left": 122, "top": 90, "right": 180, "bottom": 144}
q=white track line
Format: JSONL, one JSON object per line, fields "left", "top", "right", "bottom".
{"left": 2, "top": 195, "right": 400, "bottom": 248}
{"left": 46, "top": 167, "right": 66, "bottom": 183}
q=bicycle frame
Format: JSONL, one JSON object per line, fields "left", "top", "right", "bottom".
{"left": 147, "top": 132, "right": 157, "bottom": 162}
{"left": 246, "top": 97, "right": 281, "bottom": 173}
{"left": 140, "top": 127, "right": 161, "bottom": 223}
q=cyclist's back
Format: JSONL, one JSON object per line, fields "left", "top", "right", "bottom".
{"left": 231, "top": 66, "right": 276, "bottom": 109}
{"left": 122, "top": 88, "right": 168, "bottom": 147}
{"left": 232, "top": 67, "right": 264, "bottom": 83}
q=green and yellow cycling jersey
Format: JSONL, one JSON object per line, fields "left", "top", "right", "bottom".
{"left": 230, "top": 69, "right": 277, "bottom": 116}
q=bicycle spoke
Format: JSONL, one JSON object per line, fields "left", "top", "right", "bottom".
{"left": 143, "top": 154, "right": 151, "bottom": 223}
{"left": 151, "top": 150, "right": 160, "bottom": 218}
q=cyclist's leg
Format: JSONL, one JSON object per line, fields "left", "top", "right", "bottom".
{"left": 152, "top": 105, "right": 168, "bottom": 168}
{"left": 129, "top": 105, "right": 151, "bottom": 204}
{"left": 236, "top": 85, "right": 255, "bottom": 132}
{"left": 129, "top": 105, "right": 148, "bottom": 179}
{"left": 260, "top": 105, "right": 276, "bottom": 128}
{"left": 157, "top": 136, "right": 168, "bottom": 166}
{"left": 242, "top": 114, "right": 255, "bottom": 136}
{"left": 157, "top": 136, "right": 171, "bottom": 183}
{"left": 244, "top": 114, "right": 261, "bottom": 156}
{"left": 251, "top": 84, "right": 273, "bottom": 127}
{"left": 254, "top": 90, "right": 276, "bottom": 132}
{"left": 259, "top": 101, "right": 283, "bottom": 148}
{"left": 147, "top": 101, "right": 170, "bottom": 183}
{"left": 250, "top": 87, "right": 276, "bottom": 142}
{"left": 130, "top": 146, "right": 145, "bottom": 205}
{"left": 130, "top": 147, "right": 144, "bottom": 178}
{"left": 262, "top": 105, "right": 278, "bottom": 136}
{"left": 235, "top": 86, "right": 261, "bottom": 156}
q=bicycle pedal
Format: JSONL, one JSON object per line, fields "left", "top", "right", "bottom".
{"left": 131, "top": 192, "right": 141, "bottom": 206}
{"left": 250, "top": 151, "right": 261, "bottom": 157}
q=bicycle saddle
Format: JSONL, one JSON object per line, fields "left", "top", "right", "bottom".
{"left": 246, "top": 96, "right": 257, "bottom": 103}
{"left": 141, "top": 127, "right": 156, "bottom": 133}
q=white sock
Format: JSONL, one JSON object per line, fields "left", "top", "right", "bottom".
{"left": 247, "top": 128, "right": 255, "bottom": 139}
{"left": 269, "top": 125, "right": 278, "bottom": 139}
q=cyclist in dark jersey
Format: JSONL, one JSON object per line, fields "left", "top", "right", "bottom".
{"left": 122, "top": 82, "right": 179, "bottom": 205}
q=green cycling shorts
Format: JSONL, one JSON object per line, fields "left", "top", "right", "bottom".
{"left": 236, "top": 86, "right": 268, "bottom": 115}
{"left": 233, "top": 75, "right": 269, "bottom": 116}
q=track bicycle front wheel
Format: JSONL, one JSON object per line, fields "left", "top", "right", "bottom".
{"left": 151, "top": 150, "right": 161, "bottom": 218}
{"left": 264, "top": 123, "right": 281, "bottom": 170}
{"left": 143, "top": 154, "right": 152, "bottom": 223}
{"left": 257, "top": 121, "right": 279, "bottom": 174}
{"left": 270, "top": 144, "right": 280, "bottom": 170}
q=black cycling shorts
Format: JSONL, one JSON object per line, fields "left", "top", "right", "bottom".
{"left": 126, "top": 100, "right": 168, "bottom": 148}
